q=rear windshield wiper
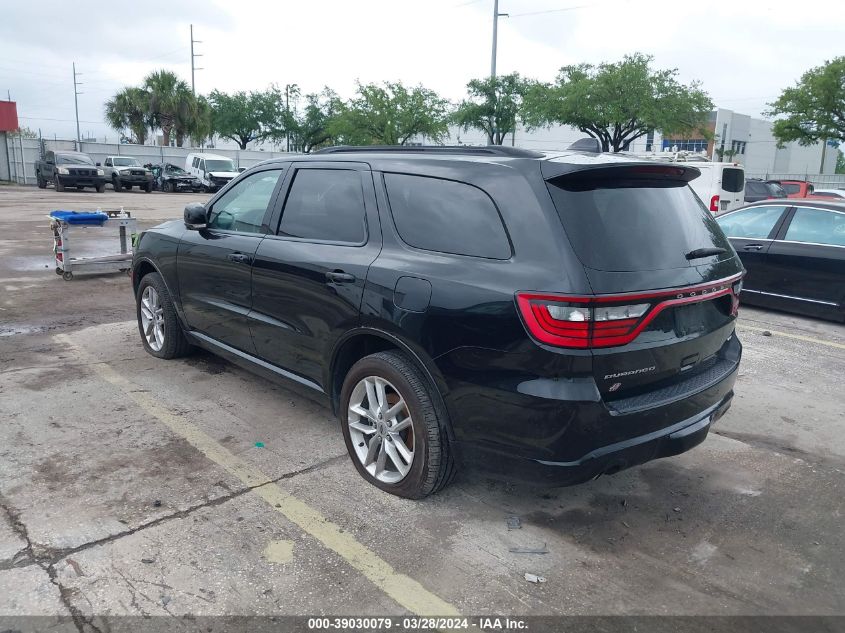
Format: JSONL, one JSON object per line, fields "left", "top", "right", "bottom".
{"left": 685, "top": 247, "right": 727, "bottom": 260}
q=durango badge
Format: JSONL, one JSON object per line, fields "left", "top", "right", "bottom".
{"left": 604, "top": 366, "right": 657, "bottom": 380}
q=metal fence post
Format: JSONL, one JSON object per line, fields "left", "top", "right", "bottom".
{"left": 18, "top": 134, "right": 27, "bottom": 184}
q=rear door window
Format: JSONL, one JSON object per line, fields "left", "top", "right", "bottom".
{"left": 722, "top": 168, "right": 744, "bottom": 193}
{"left": 716, "top": 205, "right": 788, "bottom": 239}
{"left": 384, "top": 173, "right": 511, "bottom": 259}
{"left": 278, "top": 169, "right": 367, "bottom": 244}
{"left": 546, "top": 170, "right": 733, "bottom": 271}
{"left": 784, "top": 207, "right": 845, "bottom": 247}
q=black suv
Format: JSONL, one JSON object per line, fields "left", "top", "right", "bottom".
{"left": 132, "top": 143, "right": 744, "bottom": 498}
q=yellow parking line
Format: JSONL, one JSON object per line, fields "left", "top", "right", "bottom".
{"left": 55, "top": 333, "right": 460, "bottom": 617}
{"left": 737, "top": 323, "right": 845, "bottom": 351}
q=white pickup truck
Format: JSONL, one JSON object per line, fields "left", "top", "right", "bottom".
{"left": 102, "top": 156, "right": 154, "bottom": 192}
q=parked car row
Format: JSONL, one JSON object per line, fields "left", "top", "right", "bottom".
{"left": 34, "top": 149, "right": 245, "bottom": 193}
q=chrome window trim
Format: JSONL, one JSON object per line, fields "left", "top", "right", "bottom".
{"left": 774, "top": 239, "right": 845, "bottom": 249}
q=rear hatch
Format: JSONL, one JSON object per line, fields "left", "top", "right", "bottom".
{"left": 528, "top": 162, "right": 743, "bottom": 403}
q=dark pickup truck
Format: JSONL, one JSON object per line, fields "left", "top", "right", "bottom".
{"left": 35, "top": 150, "right": 106, "bottom": 192}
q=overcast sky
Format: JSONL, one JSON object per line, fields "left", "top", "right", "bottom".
{"left": 2, "top": 0, "right": 843, "bottom": 143}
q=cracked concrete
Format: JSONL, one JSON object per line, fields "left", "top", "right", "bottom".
{"left": 1, "top": 186, "right": 844, "bottom": 621}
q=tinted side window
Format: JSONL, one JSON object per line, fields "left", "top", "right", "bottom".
{"left": 384, "top": 173, "right": 511, "bottom": 260}
{"left": 784, "top": 208, "right": 845, "bottom": 247}
{"left": 745, "top": 181, "right": 764, "bottom": 195}
{"left": 278, "top": 169, "right": 366, "bottom": 244}
{"left": 716, "top": 206, "right": 787, "bottom": 239}
{"left": 782, "top": 183, "right": 799, "bottom": 194}
{"left": 208, "top": 169, "right": 283, "bottom": 233}
{"left": 722, "top": 168, "right": 744, "bottom": 193}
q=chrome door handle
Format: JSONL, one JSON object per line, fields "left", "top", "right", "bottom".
{"left": 325, "top": 271, "right": 356, "bottom": 284}
{"left": 226, "top": 252, "right": 251, "bottom": 263}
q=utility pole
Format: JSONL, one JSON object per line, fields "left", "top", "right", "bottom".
{"left": 819, "top": 139, "right": 828, "bottom": 175}
{"left": 490, "top": 0, "right": 508, "bottom": 79}
{"left": 285, "top": 85, "right": 290, "bottom": 152}
{"left": 190, "top": 24, "right": 203, "bottom": 94}
{"left": 72, "top": 63, "right": 82, "bottom": 147}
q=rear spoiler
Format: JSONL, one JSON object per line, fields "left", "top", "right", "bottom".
{"left": 541, "top": 161, "right": 701, "bottom": 183}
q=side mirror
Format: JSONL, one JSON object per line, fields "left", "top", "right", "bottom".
{"left": 238, "top": 167, "right": 246, "bottom": 173}
{"left": 184, "top": 202, "right": 208, "bottom": 230}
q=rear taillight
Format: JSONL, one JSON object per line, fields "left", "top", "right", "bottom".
{"left": 516, "top": 274, "right": 743, "bottom": 349}
{"left": 709, "top": 195, "right": 720, "bottom": 212}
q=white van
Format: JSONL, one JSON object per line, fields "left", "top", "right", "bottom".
{"left": 680, "top": 162, "right": 745, "bottom": 213}
{"left": 185, "top": 153, "right": 240, "bottom": 192}
{"left": 634, "top": 152, "right": 745, "bottom": 213}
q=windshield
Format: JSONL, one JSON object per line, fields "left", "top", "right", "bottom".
{"left": 546, "top": 171, "right": 733, "bottom": 272}
{"left": 112, "top": 157, "right": 141, "bottom": 167}
{"left": 205, "top": 160, "right": 236, "bottom": 172}
{"left": 56, "top": 154, "right": 94, "bottom": 165}
{"left": 165, "top": 164, "right": 188, "bottom": 175}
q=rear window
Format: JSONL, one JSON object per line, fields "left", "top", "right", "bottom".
{"left": 384, "top": 173, "right": 511, "bottom": 260}
{"left": 782, "top": 183, "right": 800, "bottom": 194}
{"left": 546, "top": 172, "right": 733, "bottom": 272}
{"left": 745, "top": 181, "right": 765, "bottom": 195}
{"left": 722, "top": 168, "right": 744, "bottom": 193}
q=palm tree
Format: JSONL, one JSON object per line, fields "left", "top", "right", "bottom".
{"left": 104, "top": 87, "right": 151, "bottom": 145}
{"left": 172, "top": 85, "right": 201, "bottom": 147}
{"left": 143, "top": 70, "right": 192, "bottom": 146}
{"left": 187, "top": 95, "right": 214, "bottom": 147}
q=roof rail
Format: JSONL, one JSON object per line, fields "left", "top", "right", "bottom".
{"left": 567, "top": 137, "right": 602, "bottom": 153}
{"left": 313, "top": 145, "right": 544, "bottom": 158}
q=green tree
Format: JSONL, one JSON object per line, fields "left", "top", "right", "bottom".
{"left": 523, "top": 53, "right": 713, "bottom": 152}
{"left": 171, "top": 87, "right": 203, "bottom": 148}
{"left": 143, "top": 70, "right": 193, "bottom": 146}
{"left": 208, "top": 87, "right": 285, "bottom": 149}
{"left": 286, "top": 88, "right": 343, "bottom": 152}
{"left": 186, "top": 95, "right": 213, "bottom": 147}
{"left": 330, "top": 81, "right": 450, "bottom": 145}
{"left": 766, "top": 57, "right": 845, "bottom": 146}
{"left": 453, "top": 73, "right": 530, "bottom": 145}
{"left": 836, "top": 149, "right": 845, "bottom": 174}
{"left": 105, "top": 87, "right": 151, "bottom": 145}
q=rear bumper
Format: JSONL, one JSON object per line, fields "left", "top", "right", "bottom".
{"left": 452, "top": 388, "right": 733, "bottom": 486}
{"left": 444, "top": 335, "right": 741, "bottom": 486}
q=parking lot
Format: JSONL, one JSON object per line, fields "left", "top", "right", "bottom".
{"left": 1, "top": 185, "right": 843, "bottom": 626}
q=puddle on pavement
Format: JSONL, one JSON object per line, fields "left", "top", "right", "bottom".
{"left": 0, "top": 324, "right": 48, "bottom": 337}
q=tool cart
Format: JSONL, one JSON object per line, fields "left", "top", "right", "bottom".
{"left": 49, "top": 208, "right": 138, "bottom": 281}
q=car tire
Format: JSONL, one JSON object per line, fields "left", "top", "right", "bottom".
{"left": 166, "top": 180, "right": 176, "bottom": 193}
{"left": 339, "top": 350, "right": 456, "bottom": 499}
{"left": 96, "top": 183, "right": 105, "bottom": 193}
{"left": 55, "top": 177, "right": 65, "bottom": 192}
{"left": 144, "top": 182, "right": 152, "bottom": 193}
{"left": 136, "top": 272, "right": 191, "bottom": 360}
{"left": 37, "top": 173, "right": 47, "bottom": 189}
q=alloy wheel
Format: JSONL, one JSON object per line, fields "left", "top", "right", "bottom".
{"left": 140, "top": 286, "right": 165, "bottom": 352}
{"left": 347, "top": 376, "right": 415, "bottom": 484}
